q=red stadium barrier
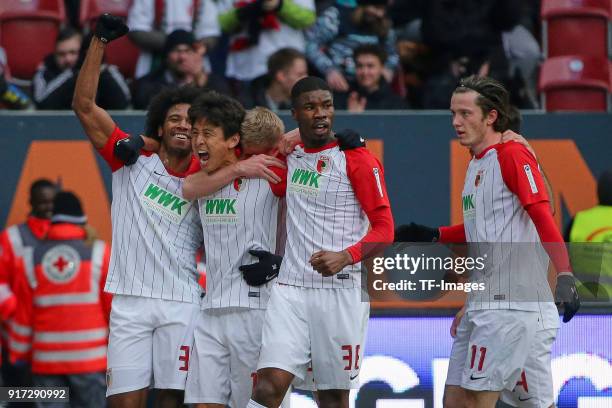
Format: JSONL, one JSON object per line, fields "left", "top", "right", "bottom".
{"left": 539, "top": 55, "right": 610, "bottom": 111}
{"left": 0, "top": 0, "right": 65, "bottom": 80}
{"left": 541, "top": 0, "right": 611, "bottom": 58}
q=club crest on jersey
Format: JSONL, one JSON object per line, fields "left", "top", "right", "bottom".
{"left": 289, "top": 168, "right": 321, "bottom": 196}
{"left": 233, "top": 178, "right": 245, "bottom": 192}
{"left": 41, "top": 244, "right": 81, "bottom": 284}
{"left": 316, "top": 156, "right": 331, "bottom": 174}
{"left": 141, "top": 182, "right": 192, "bottom": 224}
{"left": 475, "top": 170, "right": 485, "bottom": 187}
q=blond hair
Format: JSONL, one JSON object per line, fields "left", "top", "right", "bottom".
{"left": 240, "top": 107, "right": 285, "bottom": 151}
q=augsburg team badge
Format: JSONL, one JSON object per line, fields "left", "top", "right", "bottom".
{"left": 317, "top": 156, "right": 330, "bottom": 173}
{"left": 475, "top": 170, "right": 484, "bottom": 187}
{"left": 233, "top": 178, "right": 245, "bottom": 191}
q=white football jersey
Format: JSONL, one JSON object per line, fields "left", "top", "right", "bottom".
{"left": 99, "top": 127, "right": 204, "bottom": 303}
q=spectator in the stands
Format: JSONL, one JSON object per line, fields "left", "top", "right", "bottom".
{"left": 335, "top": 44, "right": 406, "bottom": 111}
{"left": 33, "top": 29, "right": 130, "bottom": 110}
{"left": 418, "top": 0, "right": 520, "bottom": 108}
{"left": 127, "top": 0, "right": 221, "bottom": 78}
{"left": 133, "top": 29, "right": 231, "bottom": 109}
{"left": 0, "top": 47, "right": 30, "bottom": 110}
{"left": 213, "top": 0, "right": 315, "bottom": 94}
{"left": 244, "top": 47, "right": 308, "bottom": 111}
{"left": 305, "top": 0, "right": 399, "bottom": 92}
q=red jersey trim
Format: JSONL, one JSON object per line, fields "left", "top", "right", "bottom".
{"left": 303, "top": 140, "right": 339, "bottom": 153}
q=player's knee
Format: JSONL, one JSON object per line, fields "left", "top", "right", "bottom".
{"left": 252, "top": 375, "right": 284, "bottom": 405}
{"left": 317, "top": 389, "right": 348, "bottom": 408}
{"left": 155, "top": 389, "right": 184, "bottom": 408}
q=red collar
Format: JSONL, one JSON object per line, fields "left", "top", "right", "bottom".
{"left": 46, "top": 223, "right": 87, "bottom": 240}
{"left": 302, "top": 140, "right": 339, "bottom": 153}
{"left": 474, "top": 143, "right": 501, "bottom": 160}
{"left": 165, "top": 155, "right": 201, "bottom": 177}
{"left": 26, "top": 216, "right": 51, "bottom": 240}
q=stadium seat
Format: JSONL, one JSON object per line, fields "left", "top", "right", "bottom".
{"left": 541, "top": 0, "right": 611, "bottom": 58}
{"left": 539, "top": 55, "right": 610, "bottom": 111}
{"left": 79, "top": 1, "right": 138, "bottom": 79}
{"left": 0, "top": 0, "right": 66, "bottom": 80}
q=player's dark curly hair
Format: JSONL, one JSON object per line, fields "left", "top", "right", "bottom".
{"left": 454, "top": 75, "right": 510, "bottom": 132}
{"left": 144, "top": 86, "right": 200, "bottom": 139}
{"left": 188, "top": 91, "right": 245, "bottom": 139}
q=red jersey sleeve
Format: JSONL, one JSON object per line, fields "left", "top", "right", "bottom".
{"left": 439, "top": 224, "right": 467, "bottom": 243}
{"left": 497, "top": 141, "right": 549, "bottom": 208}
{"left": 344, "top": 148, "right": 394, "bottom": 263}
{"left": 8, "top": 259, "right": 32, "bottom": 363}
{"left": 268, "top": 154, "right": 288, "bottom": 198}
{"left": 97, "top": 126, "right": 131, "bottom": 172}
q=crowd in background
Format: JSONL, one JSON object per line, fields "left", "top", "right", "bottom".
{"left": 0, "top": 0, "right": 543, "bottom": 113}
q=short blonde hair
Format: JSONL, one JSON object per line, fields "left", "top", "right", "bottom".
{"left": 240, "top": 107, "right": 285, "bottom": 151}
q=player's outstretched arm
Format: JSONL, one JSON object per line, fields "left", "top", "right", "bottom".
{"left": 72, "top": 14, "right": 128, "bottom": 150}
{"left": 183, "top": 154, "right": 285, "bottom": 200}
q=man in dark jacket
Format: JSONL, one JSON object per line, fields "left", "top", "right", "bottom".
{"left": 335, "top": 44, "right": 406, "bottom": 111}
{"left": 33, "top": 28, "right": 130, "bottom": 110}
{"left": 133, "top": 29, "right": 231, "bottom": 109}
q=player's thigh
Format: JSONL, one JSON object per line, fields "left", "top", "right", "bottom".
{"left": 106, "top": 295, "right": 155, "bottom": 397}
{"left": 444, "top": 384, "right": 468, "bottom": 408}
{"left": 460, "top": 310, "right": 538, "bottom": 393}
{"left": 446, "top": 313, "right": 472, "bottom": 389}
{"left": 184, "top": 309, "right": 231, "bottom": 405}
{"left": 227, "top": 309, "right": 266, "bottom": 408}
{"left": 464, "top": 389, "right": 500, "bottom": 408}
{"left": 308, "top": 287, "right": 369, "bottom": 390}
{"left": 317, "top": 389, "right": 350, "bottom": 408}
{"left": 152, "top": 299, "right": 200, "bottom": 390}
{"left": 499, "top": 328, "right": 558, "bottom": 408}
{"left": 257, "top": 284, "right": 311, "bottom": 382}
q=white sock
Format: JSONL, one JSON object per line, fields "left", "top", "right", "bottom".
{"left": 247, "top": 399, "right": 267, "bottom": 408}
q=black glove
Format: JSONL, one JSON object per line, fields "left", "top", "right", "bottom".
{"left": 395, "top": 223, "right": 439, "bottom": 242}
{"left": 555, "top": 274, "right": 580, "bottom": 323}
{"left": 95, "top": 13, "right": 129, "bottom": 44}
{"left": 239, "top": 249, "right": 282, "bottom": 286}
{"left": 335, "top": 129, "right": 365, "bottom": 150}
{"left": 114, "top": 135, "right": 144, "bottom": 166}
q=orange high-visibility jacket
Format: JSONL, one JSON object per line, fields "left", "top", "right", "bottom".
{"left": 9, "top": 223, "right": 112, "bottom": 374}
{"left": 0, "top": 216, "right": 50, "bottom": 321}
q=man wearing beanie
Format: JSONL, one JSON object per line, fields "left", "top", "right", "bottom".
{"left": 133, "top": 29, "right": 230, "bottom": 109}
{"left": 8, "top": 191, "right": 112, "bottom": 408}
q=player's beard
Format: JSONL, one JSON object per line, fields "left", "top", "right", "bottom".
{"left": 163, "top": 139, "right": 193, "bottom": 159}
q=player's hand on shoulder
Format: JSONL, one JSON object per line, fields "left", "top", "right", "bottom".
{"left": 335, "top": 128, "right": 366, "bottom": 151}
{"left": 236, "top": 154, "right": 285, "bottom": 184}
{"left": 309, "top": 250, "right": 353, "bottom": 277}
{"left": 501, "top": 130, "right": 537, "bottom": 159}
{"left": 394, "top": 223, "right": 439, "bottom": 242}
{"left": 555, "top": 273, "right": 580, "bottom": 323}
{"left": 114, "top": 134, "right": 145, "bottom": 166}
{"left": 239, "top": 249, "right": 282, "bottom": 286}
{"left": 95, "top": 14, "right": 129, "bottom": 44}
{"left": 278, "top": 128, "right": 301, "bottom": 155}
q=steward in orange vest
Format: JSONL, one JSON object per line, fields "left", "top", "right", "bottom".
{"left": 9, "top": 191, "right": 111, "bottom": 408}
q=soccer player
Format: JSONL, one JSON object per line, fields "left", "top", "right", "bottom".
{"left": 396, "top": 76, "right": 579, "bottom": 408}
{"left": 247, "top": 76, "right": 394, "bottom": 408}
{"left": 183, "top": 99, "right": 288, "bottom": 408}
{"left": 72, "top": 15, "right": 204, "bottom": 408}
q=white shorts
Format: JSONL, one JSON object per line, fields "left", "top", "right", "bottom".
{"left": 500, "top": 328, "right": 558, "bottom": 407}
{"left": 184, "top": 308, "right": 264, "bottom": 407}
{"left": 106, "top": 295, "right": 200, "bottom": 396}
{"left": 445, "top": 309, "right": 538, "bottom": 392}
{"left": 258, "top": 284, "right": 369, "bottom": 390}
